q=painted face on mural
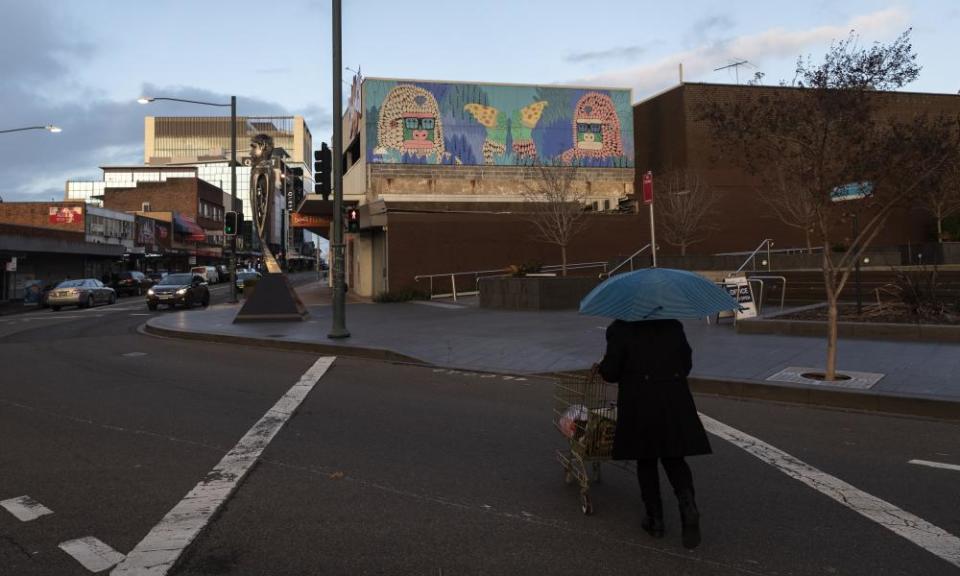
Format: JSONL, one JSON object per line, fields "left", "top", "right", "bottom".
{"left": 402, "top": 115, "right": 437, "bottom": 149}
{"left": 576, "top": 121, "right": 605, "bottom": 150}
{"left": 377, "top": 85, "right": 445, "bottom": 158}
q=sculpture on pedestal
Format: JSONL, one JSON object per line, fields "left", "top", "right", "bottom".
{"left": 249, "top": 134, "right": 282, "bottom": 273}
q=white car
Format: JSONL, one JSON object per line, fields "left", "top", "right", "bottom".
{"left": 190, "top": 266, "right": 220, "bottom": 284}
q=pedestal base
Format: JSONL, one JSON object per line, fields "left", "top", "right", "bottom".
{"left": 233, "top": 273, "right": 308, "bottom": 323}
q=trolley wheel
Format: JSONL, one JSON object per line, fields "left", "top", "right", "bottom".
{"left": 580, "top": 492, "right": 593, "bottom": 515}
{"left": 592, "top": 462, "right": 603, "bottom": 484}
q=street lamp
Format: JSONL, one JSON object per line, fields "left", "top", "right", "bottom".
{"left": 0, "top": 124, "right": 62, "bottom": 134}
{"left": 138, "top": 94, "right": 239, "bottom": 303}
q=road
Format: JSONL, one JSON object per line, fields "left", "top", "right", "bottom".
{"left": 1, "top": 277, "right": 958, "bottom": 575}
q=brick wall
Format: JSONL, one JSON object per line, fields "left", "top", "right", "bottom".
{"left": 385, "top": 211, "right": 649, "bottom": 291}
{"left": 103, "top": 177, "right": 224, "bottom": 230}
{"left": 0, "top": 202, "right": 86, "bottom": 232}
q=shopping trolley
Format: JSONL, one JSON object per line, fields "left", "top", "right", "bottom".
{"left": 553, "top": 366, "right": 617, "bottom": 515}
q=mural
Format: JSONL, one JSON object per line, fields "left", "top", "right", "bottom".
{"left": 364, "top": 79, "right": 632, "bottom": 168}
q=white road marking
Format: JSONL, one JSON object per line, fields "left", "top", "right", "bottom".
{"left": 60, "top": 537, "right": 125, "bottom": 573}
{"left": 700, "top": 413, "right": 960, "bottom": 569}
{"left": 909, "top": 459, "right": 960, "bottom": 473}
{"left": 1, "top": 495, "right": 53, "bottom": 521}
{"left": 411, "top": 301, "right": 464, "bottom": 309}
{"left": 129, "top": 313, "right": 152, "bottom": 316}
{"left": 111, "top": 356, "right": 336, "bottom": 576}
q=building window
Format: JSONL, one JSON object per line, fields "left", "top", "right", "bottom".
{"left": 142, "top": 202, "right": 151, "bottom": 212}
{"left": 603, "top": 200, "right": 610, "bottom": 211}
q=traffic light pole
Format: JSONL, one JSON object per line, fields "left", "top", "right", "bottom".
{"left": 229, "top": 95, "right": 238, "bottom": 304}
{"left": 328, "top": 0, "right": 349, "bottom": 339}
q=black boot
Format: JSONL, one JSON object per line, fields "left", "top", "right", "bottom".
{"left": 677, "top": 490, "right": 700, "bottom": 549}
{"left": 641, "top": 500, "right": 665, "bottom": 538}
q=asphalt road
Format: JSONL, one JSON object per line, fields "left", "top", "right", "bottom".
{"left": 1, "top": 279, "right": 958, "bottom": 575}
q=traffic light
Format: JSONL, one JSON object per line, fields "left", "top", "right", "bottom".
{"left": 224, "top": 211, "right": 238, "bottom": 236}
{"left": 346, "top": 207, "right": 360, "bottom": 233}
{"left": 314, "top": 142, "right": 331, "bottom": 199}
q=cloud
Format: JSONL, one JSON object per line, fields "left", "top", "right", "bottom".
{"left": 576, "top": 7, "right": 910, "bottom": 99}
{"left": 686, "top": 14, "right": 736, "bottom": 45}
{"left": 566, "top": 45, "right": 647, "bottom": 63}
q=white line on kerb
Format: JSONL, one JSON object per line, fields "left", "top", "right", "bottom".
{"left": 909, "top": 459, "right": 960, "bottom": 473}
{"left": 0, "top": 495, "right": 53, "bottom": 521}
{"left": 700, "top": 413, "right": 960, "bottom": 569}
{"left": 111, "top": 356, "right": 336, "bottom": 576}
{"left": 60, "top": 537, "right": 125, "bottom": 573}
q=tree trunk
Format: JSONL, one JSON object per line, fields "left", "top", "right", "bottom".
{"left": 680, "top": 243, "right": 687, "bottom": 256}
{"left": 825, "top": 295, "right": 839, "bottom": 381}
{"left": 561, "top": 245, "right": 568, "bottom": 277}
{"left": 805, "top": 230, "right": 813, "bottom": 253}
{"left": 937, "top": 215, "right": 944, "bottom": 244}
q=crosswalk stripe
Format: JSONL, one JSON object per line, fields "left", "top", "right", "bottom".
{"left": 60, "top": 537, "right": 125, "bottom": 573}
{"left": 1, "top": 495, "right": 53, "bottom": 521}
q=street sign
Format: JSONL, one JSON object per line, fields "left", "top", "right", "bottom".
{"left": 720, "top": 276, "right": 757, "bottom": 320}
{"left": 642, "top": 171, "right": 654, "bottom": 204}
{"left": 831, "top": 182, "right": 873, "bottom": 202}
{"left": 5, "top": 257, "right": 17, "bottom": 272}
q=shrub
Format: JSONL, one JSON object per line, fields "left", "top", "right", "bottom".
{"left": 373, "top": 288, "right": 431, "bottom": 303}
{"left": 508, "top": 261, "right": 543, "bottom": 277}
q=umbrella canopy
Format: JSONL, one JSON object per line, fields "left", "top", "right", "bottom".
{"left": 579, "top": 268, "right": 740, "bottom": 321}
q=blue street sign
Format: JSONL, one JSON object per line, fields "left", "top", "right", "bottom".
{"left": 831, "top": 182, "right": 874, "bottom": 202}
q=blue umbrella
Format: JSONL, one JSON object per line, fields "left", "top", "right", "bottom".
{"left": 579, "top": 268, "right": 740, "bottom": 321}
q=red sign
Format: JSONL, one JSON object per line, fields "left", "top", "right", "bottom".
{"left": 291, "top": 213, "right": 330, "bottom": 228}
{"left": 48, "top": 206, "right": 83, "bottom": 224}
{"left": 642, "top": 171, "right": 654, "bottom": 204}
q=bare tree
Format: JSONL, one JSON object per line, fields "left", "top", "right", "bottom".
{"left": 520, "top": 162, "right": 587, "bottom": 276}
{"left": 702, "top": 29, "right": 958, "bottom": 380}
{"left": 658, "top": 169, "right": 723, "bottom": 255}
{"left": 916, "top": 157, "right": 960, "bottom": 242}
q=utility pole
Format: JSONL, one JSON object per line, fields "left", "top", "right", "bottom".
{"left": 328, "top": 0, "right": 350, "bottom": 339}
{"left": 229, "top": 95, "right": 238, "bottom": 303}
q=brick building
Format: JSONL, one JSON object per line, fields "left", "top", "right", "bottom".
{"left": 632, "top": 82, "right": 960, "bottom": 257}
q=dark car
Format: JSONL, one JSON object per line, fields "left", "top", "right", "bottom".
{"left": 146, "top": 273, "right": 210, "bottom": 310}
{"left": 235, "top": 270, "right": 262, "bottom": 293}
{"left": 114, "top": 271, "right": 154, "bottom": 296}
{"left": 146, "top": 271, "right": 168, "bottom": 284}
{"left": 47, "top": 279, "right": 117, "bottom": 311}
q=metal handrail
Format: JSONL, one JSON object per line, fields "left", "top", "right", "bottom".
{"left": 735, "top": 239, "right": 774, "bottom": 273}
{"left": 748, "top": 274, "right": 788, "bottom": 312}
{"left": 414, "top": 260, "right": 611, "bottom": 301}
{"left": 600, "top": 244, "right": 651, "bottom": 279}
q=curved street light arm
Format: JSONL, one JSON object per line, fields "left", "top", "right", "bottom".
{"left": 0, "top": 125, "right": 62, "bottom": 134}
{"left": 139, "top": 96, "right": 230, "bottom": 108}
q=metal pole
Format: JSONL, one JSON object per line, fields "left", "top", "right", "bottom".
{"left": 229, "top": 95, "right": 238, "bottom": 303}
{"left": 649, "top": 202, "right": 657, "bottom": 268}
{"left": 328, "top": 0, "right": 349, "bottom": 339}
{"left": 854, "top": 212, "right": 862, "bottom": 315}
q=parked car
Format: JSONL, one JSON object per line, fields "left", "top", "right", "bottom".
{"left": 235, "top": 270, "right": 262, "bottom": 293}
{"left": 216, "top": 265, "right": 230, "bottom": 281}
{"left": 191, "top": 266, "right": 220, "bottom": 284}
{"left": 146, "top": 271, "right": 168, "bottom": 283}
{"left": 39, "top": 281, "right": 61, "bottom": 308}
{"left": 114, "top": 271, "right": 154, "bottom": 296}
{"left": 47, "top": 279, "right": 116, "bottom": 311}
{"left": 146, "top": 273, "right": 210, "bottom": 310}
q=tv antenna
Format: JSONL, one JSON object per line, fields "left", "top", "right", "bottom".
{"left": 714, "top": 59, "right": 753, "bottom": 84}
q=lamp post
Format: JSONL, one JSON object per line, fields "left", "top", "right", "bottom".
{"left": 138, "top": 96, "right": 238, "bottom": 303}
{"left": 0, "top": 125, "right": 62, "bottom": 134}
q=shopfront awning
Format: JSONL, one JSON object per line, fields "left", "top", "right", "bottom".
{"left": 173, "top": 213, "right": 206, "bottom": 242}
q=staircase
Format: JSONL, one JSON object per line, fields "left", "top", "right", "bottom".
{"left": 746, "top": 269, "right": 960, "bottom": 307}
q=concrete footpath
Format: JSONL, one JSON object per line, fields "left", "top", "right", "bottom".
{"left": 146, "top": 281, "right": 960, "bottom": 420}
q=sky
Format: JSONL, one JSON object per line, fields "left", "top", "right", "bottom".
{"left": 1, "top": 0, "right": 958, "bottom": 205}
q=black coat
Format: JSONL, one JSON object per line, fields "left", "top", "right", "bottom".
{"left": 598, "top": 319, "right": 712, "bottom": 460}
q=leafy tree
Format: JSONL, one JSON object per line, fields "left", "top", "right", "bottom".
{"left": 701, "top": 29, "right": 959, "bottom": 380}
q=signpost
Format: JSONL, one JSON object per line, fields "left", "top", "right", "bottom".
{"left": 642, "top": 171, "right": 656, "bottom": 267}
{"left": 831, "top": 182, "right": 873, "bottom": 314}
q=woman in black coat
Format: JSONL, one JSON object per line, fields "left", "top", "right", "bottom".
{"left": 597, "top": 318, "right": 711, "bottom": 549}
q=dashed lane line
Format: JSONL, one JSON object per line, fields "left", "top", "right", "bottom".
{"left": 60, "top": 537, "right": 125, "bottom": 573}
{"left": 111, "top": 356, "right": 336, "bottom": 576}
{"left": 1, "top": 495, "right": 53, "bottom": 522}
{"left": 909, "top": 459, "right": 960, "bottom": 473}
{"left": 701, "top": 413, "right": 960, "bottom": 570}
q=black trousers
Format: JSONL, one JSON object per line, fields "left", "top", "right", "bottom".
{"left": 636, "top": 457, "right": 694, "bottom": 507}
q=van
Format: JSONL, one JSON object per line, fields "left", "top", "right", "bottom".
{"left": 190, "top": 266, "right": 219, "bottom": 284}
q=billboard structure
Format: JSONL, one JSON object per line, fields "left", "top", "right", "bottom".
{"left": 363, "top": 79, "right": 633, "bottom": 168}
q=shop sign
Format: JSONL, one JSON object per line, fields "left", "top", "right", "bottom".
{"left": 721, "top": 276, "right": 757, "bottom": 320}
{"left": 5, "top": 257, "right": 17, "bottom": 272}
{"left": 291, "top": 213, "right": 329, "bottom": 228}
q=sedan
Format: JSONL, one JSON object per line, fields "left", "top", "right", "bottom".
{"left": 146, "top": 273, "right": 210, "bottom": 310}
{"left": 48, "top": 279, "right": 117, "bottom": 311}
{"left": 235, "top": 270, "right": 262, "bottom": 293}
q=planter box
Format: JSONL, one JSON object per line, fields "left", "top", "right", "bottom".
{"left": 479, "top": 276, "right": 600, "bottom": 310}
{"left": 737, "top": 311, "right": 960, "bottom": 343}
